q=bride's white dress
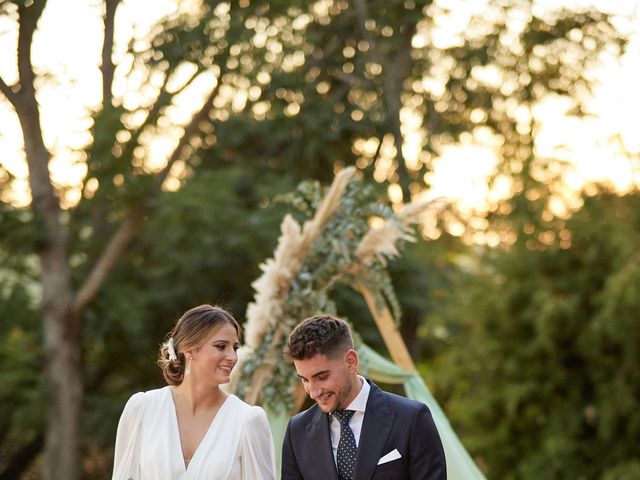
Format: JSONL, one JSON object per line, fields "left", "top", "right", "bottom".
{"left": 112, "top": 386, "right": 276, "bottom": 479}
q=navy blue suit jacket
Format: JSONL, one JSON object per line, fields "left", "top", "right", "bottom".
{"left": 281, "top": 379, "right": 446, "bottom": 480}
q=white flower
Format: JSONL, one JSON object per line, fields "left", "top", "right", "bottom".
{"left": 167, "top": 337, "right": 177, "bottom": 361}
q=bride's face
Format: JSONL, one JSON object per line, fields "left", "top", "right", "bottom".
{"left": 192, "top": 323, "right": 239, "bottom": 385}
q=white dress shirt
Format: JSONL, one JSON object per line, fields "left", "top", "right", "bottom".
{"left": 329, "top": 375, "right": 371, "bottom": 464}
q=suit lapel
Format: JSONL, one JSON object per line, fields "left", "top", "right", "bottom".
{"left": 305, "top": 407, "right": 339, "bottom": 480}
{"left": 354, "top": 382, "right": 395, "bottom": 480}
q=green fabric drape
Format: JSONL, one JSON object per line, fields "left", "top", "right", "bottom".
{"left": 264, "top": 406, "right": 290, "bottom": 474}
{"left": 358, "top": 343, "right": 486, "bottom": 480}
{"left": 265, "top": 342, "right": 485, "bottom": 479}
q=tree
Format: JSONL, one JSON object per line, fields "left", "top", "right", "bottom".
{"left": 432, "top": 191, "right": 640, "bottom": 478}
{"left": 0, "top": 0, "right": 629, "bottom": 477}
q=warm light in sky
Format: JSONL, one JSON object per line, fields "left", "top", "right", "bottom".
{"left": 0, "top": 0, "right": 639, "bottom": 221}
{"left": 427, "top": 25, "right": 640, "bottom": 219}
{"left": 404, "top": 0, "right": 640, "bottom": 235}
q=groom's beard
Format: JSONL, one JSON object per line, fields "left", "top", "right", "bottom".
{"left": 313, "top": 391, "right": 339, "bottom": 412}
{"left": 313, "top": 377, "right": 359, "bottom": 412}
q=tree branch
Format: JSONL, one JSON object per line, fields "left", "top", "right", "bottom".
{"left": 16, "top": 0, "right": 55, "bottom": 203}
{"left": 352, "top": 0, "right": 382, "bottom": 64}
{"left": 17, "top": 0, "right": 47, "bottom": 98}
{"left": 71, "top": 209, "right": 144, "bottom": 316}
{"left": 118, "top": 63, "right": 201, "bottom": 165}
{"left": 101, "top": 0, "right": 122, "bottom": 106}
{"left": 0, "top": 75, "right": 18, "bottom": 105}
{"left": 73, "top": 76, "right": 223, "bottom": 315}
{"left": 383, "top": 26, "right": 416, "bottom": 200}
{"left": 155, "top": 78, "right": 222, "bottom": 188}
{"left": 351, "top": 0, "right": 418, "bottom": 200}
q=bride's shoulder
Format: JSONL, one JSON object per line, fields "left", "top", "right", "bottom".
{"left": 227, "top": 395, "right": 267, "bottom": 419}
{"left": 124, "top": 385, "right": 168, "bottom": 409}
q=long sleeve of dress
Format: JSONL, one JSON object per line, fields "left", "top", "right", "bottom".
{"left": 112, "top": 392, "right": 145, "bottom": 480}
{"left": 239, "top": 406, "right": 276, "bottom": 480}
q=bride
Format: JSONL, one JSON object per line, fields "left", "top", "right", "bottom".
{"left": 112, "top": 304, "right": 276, "bottom": 479}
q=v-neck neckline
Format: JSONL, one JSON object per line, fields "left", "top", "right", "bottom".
{"left": 167, "top": 386, "right": 233, "bottom": 473}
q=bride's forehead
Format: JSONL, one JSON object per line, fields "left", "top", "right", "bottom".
{"left": 207, "top": 323, "right": 239, "bottom": 341}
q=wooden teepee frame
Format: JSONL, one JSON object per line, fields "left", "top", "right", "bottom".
{"left": 229, "top": 167, "right": 435, "bottom": 410}
{"left": 357, "top": 282, "right": 417, "bottom": 371}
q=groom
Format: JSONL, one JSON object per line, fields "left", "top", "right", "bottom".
{"left": 281, "top": 314, "right": 446, "bottom": 480}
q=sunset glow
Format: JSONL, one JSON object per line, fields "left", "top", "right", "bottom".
{"left": 0, "top": 0, "right": 638, "bottom": 222}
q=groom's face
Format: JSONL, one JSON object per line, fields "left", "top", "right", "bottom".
{"left": 294, "top": 350, "right": 360, "bottom": 413}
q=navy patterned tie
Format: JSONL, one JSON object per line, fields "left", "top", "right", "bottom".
{"left": 334, "top": 409, "right": 357, "bottom": 480}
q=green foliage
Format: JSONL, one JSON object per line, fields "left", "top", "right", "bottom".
{"left": 0, "top": 200, "right": 44, "bottom": 474}
{"left": 82, "top": 164, "right": 292, "bottom": 376}
{"left": 0, "top": 204, "right": 37, "bottom": 267}
{"left": 433, "top": 191, "right": 640, "bottom": 479}
{"left": 0, "top": 274, "right": 44, "bottom": 469}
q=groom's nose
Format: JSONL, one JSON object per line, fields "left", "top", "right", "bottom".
{"left": 307, "top": 381, "right": 321, "bottom": 399}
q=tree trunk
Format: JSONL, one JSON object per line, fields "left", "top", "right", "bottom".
{"left": 11, "top": 2, "right": 83, "bottom": 476}
{"left": 383, "top": 27, "right": 416, "bottom": 203}
{"left": 14, "top": 113, "right": 82, "bottom": 480}
{"left": 15, "top": 88, "right": 82, "bottom": 480}
{"left": 352, "top": 0, "right": 417, "bottom": 202}
{"left": 3, "top": 1, "right": 230, "bottom": 477}
{"left": 42, "top": 306, "right": 82, "bottom": 480}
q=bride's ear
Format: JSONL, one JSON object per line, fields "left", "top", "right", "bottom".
{"left": 185, "top": 343, "right": 203, "bottom": 359}
{"left": 184, "top": 349, "right": 196, "bottom": 361}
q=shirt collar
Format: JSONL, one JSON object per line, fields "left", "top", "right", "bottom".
{"left": 343, "top": 375, "right": 370, "bottom": 413}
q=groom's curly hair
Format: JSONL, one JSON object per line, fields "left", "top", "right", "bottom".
{"left": 284, "top": 314, "right": 354, "bottom": 361}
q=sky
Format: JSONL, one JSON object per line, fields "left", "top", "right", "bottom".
{"left": 0, "top": 0, "right": 639, "bottom": 221}
{"left": 422, "top": 0, "right": 640, "bottom": 214}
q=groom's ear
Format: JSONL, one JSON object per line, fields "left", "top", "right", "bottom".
{"left": 345, "top": 349, "right": 358, "bottom": 373}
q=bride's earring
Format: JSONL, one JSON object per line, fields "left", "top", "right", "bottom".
{"left": 186, "top": 356, "right": 192, "bottom": 375}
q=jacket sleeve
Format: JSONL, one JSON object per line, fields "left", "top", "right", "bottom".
{"left": 112, "top": 392, "right": 145, "bottom": 480}
{"left": 408, "top": 404, "right": 447, "bottom": 479}
{"left": 280, "top": 418, "right": 304, "bottom": 480}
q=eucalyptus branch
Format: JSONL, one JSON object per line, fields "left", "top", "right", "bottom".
{"left": 243, "top": 321, "right": 292, "bottom": 405}
{"left": 237, "top": 172, "right": 424, "bottom": 412}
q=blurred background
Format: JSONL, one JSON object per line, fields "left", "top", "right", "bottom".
{"left": 0, "top": 0, "right": 638, "bottom": 478}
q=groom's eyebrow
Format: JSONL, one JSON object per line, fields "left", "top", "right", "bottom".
{"left": 296, "top": 369, "right": 330, "bottom": 381}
